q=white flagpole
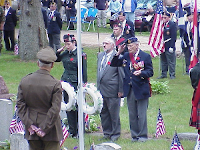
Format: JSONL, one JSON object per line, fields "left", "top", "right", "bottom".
{"left": 76, "top": 0, "right": 84, "bottom": 149}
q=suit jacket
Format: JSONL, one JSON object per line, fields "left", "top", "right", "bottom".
{"left": 17, "top": 69, "right": 63, "bottom": 141}
{"left": 47, "top": 10, "right": 62, "bottom": 34}
{"left": 122, "top": 20, "right": 135, "bottom": 39}
{"left": 97, "top": 50, "right": 124, "bottom": 97}
{"left": 4, "top": 7, "right": 17, "bottom": 31}
{"left": 111, "top": 50, "right": 153, "bottom": 100}
{"left": 181, "top": 21, "right": 193, "bottom": 48}
{"left": 163, "top": 20, "right": 177, "bottom": 50}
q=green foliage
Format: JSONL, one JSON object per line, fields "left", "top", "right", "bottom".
{"left": 0, "top": 140, "right": 10, "bottom": 150}
{"left": 150, "top": 80, "right": 170, "bottom": 94}
{"left": 87, "top": 115, "right": 100, "bottom": 132}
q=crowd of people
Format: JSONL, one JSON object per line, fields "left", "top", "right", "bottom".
{"left": 1, "top": 0, "right": 199, "bottom": 149}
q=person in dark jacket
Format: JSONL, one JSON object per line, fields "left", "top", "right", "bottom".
{"left": 3, "top": 0, "right": 17, "bottom": 51}
{"left": 47, "top": 2, "right": 62, "bottom": 52}
{"left": 65, "top": 0, "right": 76, "bottom": 30}
{"left": 56, "top": 34, "right": 87, "bottom": 138}
{"left": 157, "top": 12, "right": 177, "bottom": 79}
{"left": 111, "top": 37, "right": 153, "bottom": 142}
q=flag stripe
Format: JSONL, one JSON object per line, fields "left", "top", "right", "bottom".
{"left": 148, "top": 0, "right": 165, "bottom": 57}
{"left": 155, "top": 108, "right": 166, "bottom": 138}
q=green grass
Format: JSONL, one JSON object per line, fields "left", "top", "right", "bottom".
{"left": 0, "top": 42, "right": 197, "bottom": 150}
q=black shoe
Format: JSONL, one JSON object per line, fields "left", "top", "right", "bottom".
{"left": 131, "top": 138, "right": 138, "bottom": 142}
{"left": 138, "top": 137, "right": 148, "bottom": 142}
{"left": 157, "top": 76, "right": 167, "bottom": 79}
{"left": 111, "top": 136, "right": 119, "bottom": 142}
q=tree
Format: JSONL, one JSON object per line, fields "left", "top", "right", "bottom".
{"left": 19, "top": 0, "right": 48, "bottom": 60}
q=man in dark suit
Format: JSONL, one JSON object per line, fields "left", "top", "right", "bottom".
{"left": 118, "top": 11, "right": 135, "bottom": 39}
{"left": 47, "top": 2, "right": 62, "bottom": 52}
{"left": 97, "top": 37, "right": 124, "bottom": 142}
{"left": 181, "top": 12, "right": 193, "bottom": 74}
{"left": 3, "top": 0, "right": 17, "bottom": 51}
{"left": 17, "top": 46, "right": 63, "bottom": 150}
{"left": 111, "top": 37, "right": 153, "bottom": 142}
{"left": 158, "top": 12, "right": 177, "bottom": 79}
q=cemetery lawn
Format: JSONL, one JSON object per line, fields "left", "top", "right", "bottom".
{"left": 0, "top": 46, "right": 197, "bottom": 150}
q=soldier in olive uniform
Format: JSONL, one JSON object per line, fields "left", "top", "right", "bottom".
{"left": 0, "top": 5, "right": 5, "bottom": 55}
{"left": 56, "top": 34, "right": 87, "bottom": 138}
{"left": 17, "top": 47, "right": 63, "bottom": 150}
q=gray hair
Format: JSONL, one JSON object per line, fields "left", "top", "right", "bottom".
{"left": 104, "top": 37, "right": 116, "bottom": 47}
{"left": 38, "top": 60, "right": 52, "bottom": 68}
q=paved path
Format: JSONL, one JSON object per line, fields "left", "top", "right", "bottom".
{"left": 16, "top": 29, "right": 181, "bottom": 53}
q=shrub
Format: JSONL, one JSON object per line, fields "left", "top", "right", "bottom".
{"left": 150, "top": 80, "right": 170, "bottom": 94}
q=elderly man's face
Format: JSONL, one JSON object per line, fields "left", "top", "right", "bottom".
{"left": 127, "top": 42, "right": 139, "bottom": 54}
{"left": 50, "top": 4, "right": 56, "bottom": 11}
{"left": 103, "top": 40, "right": 114, "bottom": 53}
{"left": 113, "top": 26, "right": 122, "bottom": 37}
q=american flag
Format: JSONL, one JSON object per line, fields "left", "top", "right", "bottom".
{"left": 60, "top": 120, "right": 69, "bottom": 147}
{"left": 189, "top": 0, "right": 198, "bottom": 70}
{"left": 155, "top": 108, "right": 166, "bottom": 138}
{"left": 148, "top": 0, "right": 165, "bottom": 57}
{"left": 9, "top": 109, "right": 24, "bottom": 134}
{"left": 170, "top": 131, "right": 184, "bottom": 150}
{"left": 85, "top": 113, "right": 90, "bottom": 131}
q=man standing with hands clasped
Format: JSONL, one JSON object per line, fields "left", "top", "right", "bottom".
{"left": 97, "top": 37, "right": 124, "bottom": 142}
{"left": 17, "top": 47, "right": 63, "bottom": 150}
{"left": 111, "top": 37, "right": 153, "bottom": 142}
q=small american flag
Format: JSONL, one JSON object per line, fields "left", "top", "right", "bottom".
{"left": 155, "top": 108, "right": 166, "bottom": 138}
{"left": 148, "top": 0, "right": 165, "bottom": 57}
{"left": 170, "top": 131, "right": 184, "bottom": 150}
{"left": 85, "top": 113, "right": 90, "bottom": 131}
{"left": 9, "top": 110, "right": 24, "bottom": 134}
{"left": 60, "top": 120, "right": 69, "bottom": 147}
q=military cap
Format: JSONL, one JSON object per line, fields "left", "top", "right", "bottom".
{"left": 37, "top": 46, "right": 57, "bottom": 63}
{"left": 118, "top": 11, "right": 125, "bottom": 16}
{"left": 162, "top": 11, "right": 170, "bottom": 17}
{"left": 113, "top": 22, "right": 123, "bottom": 28}
{"left": 125, "top": 37, "right": 138, "bottom": 44}
{"left": 63, "top": 34, "right": 76, "bottom": 42}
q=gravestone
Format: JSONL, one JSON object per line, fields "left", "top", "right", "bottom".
{"left": 94, "top": 142, "right": 122, "bottom": 150}
{"left": 0, "top": 99, "right": 13, "bottom": 141}
{"left": 0, "top": 76, "right": 14, "bottom": 99}
{"left": 10, "top": 133, "right": 29, "bottom": 150}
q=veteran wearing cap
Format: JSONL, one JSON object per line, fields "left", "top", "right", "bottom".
{"left": 56, "top": 34, "right": 87, "bottom": 138}
{"left": 111, "top": 37, "right": 153, "bottom": 142}
{"left": 158, "top": 11, "right": 177, "bottom": 79}
{"left": 118, "top": 11, "right": 135, "bottom": 39}
{"left": 17, "top": 46, "right": 63, "bottom": 150}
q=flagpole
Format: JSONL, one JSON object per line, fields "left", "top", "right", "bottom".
{"left": 77, "top": 0, "right": 84, "bottom": 149}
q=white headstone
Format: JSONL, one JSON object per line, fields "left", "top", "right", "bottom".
{"left": 10, "top": 133, "right": 29, "bottom": 150}
{"left": 0, "top": 99, "right": 13, "bottom": 141}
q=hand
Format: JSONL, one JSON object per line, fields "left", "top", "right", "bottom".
{"left": 169, "top": 47, "right": 173, "bottom": 53}
{"left": 28, "top": 125, "right": 39, "bottom": 135}
{"left": 118, "top": 92, "right": 123, "bottom": 98}
{"left": 116, "top": 43, "right": 126, "bottom": 56}
{"left": 133, "top": 70, "right": 141, "bottom": 76}
{"left": 36, "top": 128, "right": 46, "bottom": 137}
{"left": 57, "top": 46, "right": 65, "bottom": 53}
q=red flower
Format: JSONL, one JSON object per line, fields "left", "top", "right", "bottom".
{"left": 126, "top": 24, "right": 128, "bottom": 26}
{"left": 70, "top": 58, "right": 74, "bottom": 61}
{"left": 136, "top": 57, "right": 140, "bottom": 60}
{"left": 167, "top": 24, "right": 169, "bottom": 28}
{"left": 107, "top": 61, "right": 111, "bottom": 65}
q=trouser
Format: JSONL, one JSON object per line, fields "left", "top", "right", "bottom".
{"left": 63, "top": 90, "right": 78, "bottom": 136}
{"left": 127, "top": 86, "right": 148, "bottom": 139}
{"left": 182, "top": 47, "right": 192, "bottom": 73}
{"left": 100, "top": 97, "right": 121, "bottom": 139}
{"left": 96, "top": 10, "right": 107, "bottom": 27}
{"left": 48, "top": 33, "right": 61, "bottom": 52}
{"left": 160, "top": 49, "right": 176, "bottom": 77}
{"left": 4, "top": 30, "right": 15, "bottom": 51}
{"left": 28, "top": 140, "right": 60, "bottom": 150}
{"left": 125, "top": 12, "right": 135, "bottom": 26}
